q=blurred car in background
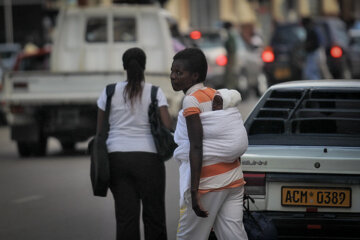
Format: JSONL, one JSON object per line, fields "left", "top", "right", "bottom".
{"left": 314, "top": 17, "right": 350, "bottom": 79}
{"left": 242, "top": 80, "right": 360, "bottom": 239}
{"left": 347, "top": 29, "right": 360, "bottom": 79}
{"left": 0, "top": 43, "right": 21, "bottom": 125}
{"left": 0, "top": 43, "right": 21, "bottom": 72}
{"left": 262, "top": 22, "right": 306, "bottom": 86}
{"left": 187, "top": 29, "right": 266, "bottom": 98}
{"left": 186, "top": 29, "right": 228, "bottom": 89}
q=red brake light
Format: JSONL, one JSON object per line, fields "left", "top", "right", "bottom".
{"left": 216, "top": 55, "right": 227, "bottom": 66}
{"left": 330, "top": 46, "right": 343, "bottom": 58}
{"left": 307, "top": 224, "right": 322, "bottom": 230}
{"left": 10, "top": 105, "right": 25, "bottom": 114}
{"left": 13, "top": 82, "right": 28, "bottom": 89}
{"left": 243, "top": 172, "right": 266, "bottom": 195}
{"left": 262, "top": 47, "right": 275, "bottom": 63}
{"left": 190, "top": 30, "right": 201, "bottom": 40}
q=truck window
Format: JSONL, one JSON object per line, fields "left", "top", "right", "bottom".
{"left": 86, "top": 18, "right": 107, "bottom": 43}
{"left": 113, "top": 17, "right": 136, "bottom": 42}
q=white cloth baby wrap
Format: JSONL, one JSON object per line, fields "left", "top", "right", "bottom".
{"left": 174, "top": 104, "right": 248, "bottom": 206}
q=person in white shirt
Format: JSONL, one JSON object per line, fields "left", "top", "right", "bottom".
{"left": 96, "top": 47, "right": 172, "bottom": 240}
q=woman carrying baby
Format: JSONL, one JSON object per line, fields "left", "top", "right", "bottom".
{"left": 170, "top": 48, "right": 248, "bottom": 240}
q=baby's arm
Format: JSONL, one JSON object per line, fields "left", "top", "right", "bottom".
{"left": 212, "top": 92, "right": 223, "bottom": 111}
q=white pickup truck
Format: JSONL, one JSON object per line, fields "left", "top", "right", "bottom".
{"left": 2, "top": 4, "right": 183, "bottom": 157}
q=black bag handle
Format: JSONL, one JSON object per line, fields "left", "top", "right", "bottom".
{"left": 100, "top": 83, "right": 116, "bottom": 138}
{"left": 151, "top": 85, "right": 159, "bottom": 105}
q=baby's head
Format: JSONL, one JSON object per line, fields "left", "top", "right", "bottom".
{"left": 214, "top": 89, "right": 242, "bottom": 110}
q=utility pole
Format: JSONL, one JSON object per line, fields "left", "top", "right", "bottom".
{"left": 4, "top": 0, "right": 14, "bottom": 43}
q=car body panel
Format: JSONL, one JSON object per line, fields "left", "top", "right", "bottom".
{"left": 243, "top": 146, "right": 360, "bottom": 175}
{"left": 348, "top": 29, "right": 360, "bottom": 78}
{"left": 242, "top": 80, "right": 360, "bottom": 238}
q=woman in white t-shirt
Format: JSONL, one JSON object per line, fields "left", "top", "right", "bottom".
{"left": 96, "top": 48, "right": 172, "bottom": 240}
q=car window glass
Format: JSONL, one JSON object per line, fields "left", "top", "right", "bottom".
{"left": 195, "top": 33, "right": 223, "bottom": 48}
{"left": 113, "top": 17, "right": 136, "bottom": 42}
{"left": 272, "top": 25, "right": 305, "bottom": 45}
{"left": 85, "top": 17, "right": 107, "bottom": 43}
{"left": 18, "top": 54, "right": 50, "bottom": 71}
{"left": 329, "top": 20, "right": 349, "bottom": 46}
{"left": 350, "top": 36, "right": 360, "bottom": 48}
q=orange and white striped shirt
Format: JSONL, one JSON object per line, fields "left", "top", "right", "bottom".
{"left": 183, "top": 83, "right": 245, "bottom": 194}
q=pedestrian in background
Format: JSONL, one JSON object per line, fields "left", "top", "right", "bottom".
{"left": 223, "top": 21, "right": 238, "bottom": 89}
{"left": 96, "top": 47, "right": 172, "bottom": 240}
{"left": 170, "top": 48, "right": 248, "bottom": 240}
{"left": 302, "top": 17, "right": 322, "bottom": 80}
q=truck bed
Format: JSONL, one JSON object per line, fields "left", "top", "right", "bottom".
{"left": 2, "top": 71, "right": 182, "bottom": 116}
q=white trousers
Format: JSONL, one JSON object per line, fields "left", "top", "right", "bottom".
{"left": 177, "top": 186, "right": 248, "bottom": 240}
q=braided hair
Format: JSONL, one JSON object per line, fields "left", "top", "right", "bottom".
{"left": 122, "top": 47, "right": 146, "bottom": 107}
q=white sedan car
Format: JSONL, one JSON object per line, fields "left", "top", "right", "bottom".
{"left": 242, "top": 80, "right": 360, "bottom": 239}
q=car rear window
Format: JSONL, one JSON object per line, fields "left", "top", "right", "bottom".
{"left": 245, "top": 88, "right": 360, "bottom": 147}
{"left": 271, "top": 24, "right": 306, "bottom": 45}
{"left": 195, "top": 33, "right": 223, "bottom": 48}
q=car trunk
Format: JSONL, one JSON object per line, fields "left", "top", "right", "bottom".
{"left": 242, "top": 145, "right": 360, "bottom": 212}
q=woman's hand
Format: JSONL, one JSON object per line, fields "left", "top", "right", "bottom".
{"left": 191, "top": 190, "right": 208, "bottom": 218}
{"left": 186, "top": 114, "right": 207, "bottom": 218}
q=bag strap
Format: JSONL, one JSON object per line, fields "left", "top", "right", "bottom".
{"left": 101, "top": 83, "right": 116, "bottom": 137}
{"left": 151, "top": 85, "right": 159, "bottom": 105}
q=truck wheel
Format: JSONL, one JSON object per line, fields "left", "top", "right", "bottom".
{"left": 33, "top": 136, "right": 47, "bottom": 157}
{"left": 17, "top": 137, "right": 47, "bottom": 157}
{"left": 61, "top": 141, "right": 75, "bottom": 151}
{"left": 17, "top": 142, "right": 32, "bottom": 157}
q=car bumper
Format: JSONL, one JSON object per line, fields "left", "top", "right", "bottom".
{"left": 258, "top": 211, "right": 360, "bottom": 239}
{"left": 264, "top": 62, "right": 302, "bottom": 85}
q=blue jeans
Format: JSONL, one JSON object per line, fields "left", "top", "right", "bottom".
{"left": 303, "top": 49, "right": 321, "bottom": 80}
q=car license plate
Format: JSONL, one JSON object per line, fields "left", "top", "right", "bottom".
{"left": 281, "top": 186, "right": 351, "bottom": 208}
{"left": 274, "top": 67, "right": 291, "bottom": 80}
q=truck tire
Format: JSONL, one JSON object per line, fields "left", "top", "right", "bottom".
{"left": 33, "top": 136, "right": 47, "bottom": 157}
{"left": 17, "top": 142, "right": 32, "bottom": 157}
{"left": 16, "top": 137, "right": 47, "bottom": 157}
{"left": 61, "top": 141, "right": 75, "bottom": 151}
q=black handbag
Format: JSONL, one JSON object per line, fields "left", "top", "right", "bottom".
{"left": 243, "top": 195, "right": 278, "bottom": 240}
{"left": 88, "top": 83, "right": 116, "bottom": 197}
{"left": 148, "top": 85, "right": 177, "bottom": 161}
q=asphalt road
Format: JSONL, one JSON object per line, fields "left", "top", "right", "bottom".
{"left": 0, "top": 95, "right": 259, "bottom": 240}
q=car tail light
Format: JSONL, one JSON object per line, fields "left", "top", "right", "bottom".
{"left": 262, "top": 47, "right": 275, "bottom": 63}
{"left": 330, "top": 46, "right": 343, "bottom": 58}
{"left": 13, "top": 82, "right": 28, "bottom": 89}
{"left": 216, "top": 55, "right": 227, "bottom": 66}
{"left": 190, "top": 30, "right": 201, "bottom": 40}
{"left": 307, "top": 224, "right": 322, "bottom": 230}
{"left": 10, "top": 105, "right": 25, "bottom": 114}
{"left": 244, "top": 172, "right": 266, "bottom": 195}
